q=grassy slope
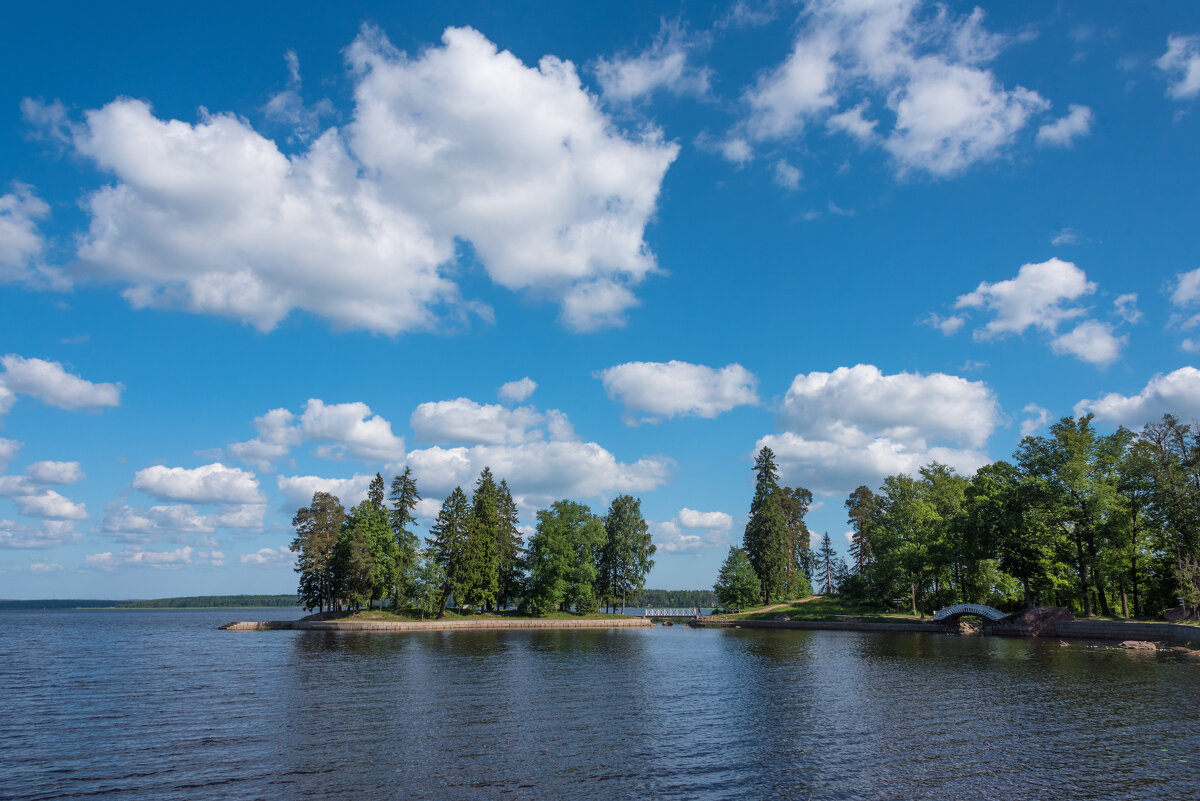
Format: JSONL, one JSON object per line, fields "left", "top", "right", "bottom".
{"left": 717, "top": 596, "right": 930, "bottom": 623}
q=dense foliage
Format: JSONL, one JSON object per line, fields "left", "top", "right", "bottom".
{"left": 634, "top": 589, "right": 719, "bottom": 608}
{"left": 742, "top": 447, "right": 815, "bottom": 603}
{"left": 714, "top": 548, "right": 760, "bottom": 612}
{"left": 290, "top": 469, "right": 655, "bottom": 617}
{"left": 832, "top": 414, "right": 1200, "bottom": 620}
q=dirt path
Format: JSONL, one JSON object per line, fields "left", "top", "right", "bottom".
{"left": 752, "top": 596, "right": 820, "bottom": 614}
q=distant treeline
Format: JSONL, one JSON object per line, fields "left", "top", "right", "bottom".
{"left": 117, "top": 595, "right": 300, "bottom": 608}
{"left": 0, "top": 595, "right": 300, "bottom": 610}
{"left": 634, "top": 590, "right": 718, "bottom": 608}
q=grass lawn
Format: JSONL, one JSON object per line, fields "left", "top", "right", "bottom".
{"left": 718, "top": 596, "right": 930, "bottom": 623}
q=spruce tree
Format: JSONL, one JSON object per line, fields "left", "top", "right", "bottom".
{"left": 465, "top": 467, "right": 502, "bottom": 611}
{"left": 714, "top": 547, "right": 760, "bottom": 612}
{"left": 428, "top": 487, "right": 470, "bottom": 616}
{"left": 845, "top": 485, "right": 877, "bottom": 574}
{"left": 367, "top": 472, "right": 386, "bottom": 511}
{"left": 496, "top": 479, "right": 526, "bottom": 609}
{"left": 744, "top": 446, "right": 789, "bottom": 604}
{"left": 817, "top": 532, "right": 837, "bottom": 595}
{"left": 389, "top": 467, "right": 421, "bottom": 610}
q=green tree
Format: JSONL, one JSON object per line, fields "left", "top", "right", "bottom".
{"left": 412, "top": 546, "right": 447, "bottom": 619}
{"left": 461, "top": 468, "right": 502, "bottom": 611}
{"left": 428, "top": 487, "right": 470, "bottom": 616}
{"left": 290, "top": 491, "right": 345, "bottom": 612}
{"left": 845, "top": 485, "right": 877, "bottom": 574}
{"left": 334, "top": 501, "right": 379, "bottom": 611}
{"left": 816, "top": 532, "right": 837, "bottom": 595}
{"left": 343, "top": 499, "right": 397, "bottom": 610}
{"left": 714, "top": 547, "right": 760, "bottom": 612}
{"left": 525, "top": 500, "right": 605, "bottom": 614}
{"left": 389, "top": 467, "right": 421, "bottom": 610}
{"left": 744, "top": 446, "right": 790, "bottom": 604}
{"left": 964, "top": 460, "right": 1052, "bottom": 608}
{"left": 367, "top": 472, "right": 386, "bottom": 511}
{"left": 598, "top": 494, "right": 656, "bottom": 613}
{"left": 496, "top": 480, "right": 526, "bottom": 609}
{"left": 779, "top": 486, "right": 814, "bottom": 598}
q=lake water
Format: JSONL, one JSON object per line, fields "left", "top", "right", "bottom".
{"left": 1, "top": 609, "right": 1197, "bottom": 800}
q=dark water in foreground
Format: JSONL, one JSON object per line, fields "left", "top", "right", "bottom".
{"left": 1, "top": 610, "right": 1197, "bottom": 800}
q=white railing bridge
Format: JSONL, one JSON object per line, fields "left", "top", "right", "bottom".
{"left": 643, "top": 607, "right": 702, "bottom": 618}
{"left": 931, "top": 603, "right": 1007, "bottom": 622}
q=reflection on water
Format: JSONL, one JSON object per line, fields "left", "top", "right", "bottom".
{"left": 1, "top": 610, "right": 1197, "bottom": 800}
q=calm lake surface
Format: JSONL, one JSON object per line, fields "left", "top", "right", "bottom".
{"left": 1, "top": 609, "right": 1197, "bottom": 800}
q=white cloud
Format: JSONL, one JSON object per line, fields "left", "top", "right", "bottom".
{"left": 240, "top": 546, "right": 294, "bottom": 567}
{"left": 716, "top": 0, "right": 783, "bottom": 30}
{"left": 1036, "top": 104, "right": 1093, "bottom": 147}
{"left": 779, "top": 364, "right": 999, "bottom": 450}
{"left": 745, "top": 30, "right": 840, "bottom": 142}
{"left": 1020, "top": 403, "right": 1051, "bottom": 437}
{"left": 0, "top": 183, "right": 60, "bottom": 288}
{"left": 276, "top": 473, "right": 374, "bottom": 509}
{"left": 1183, "top": 339, "right": 1200, "bottom": 353}
{"left": 597, "top": 360, "right": 759, "bottom": 422}
{"left": 1051, "top": 228, "right": 1081, "bottom": 246}
{"left": 346, "top": 25, "right": 678, "bottom": 331}
{"left": 133, "top": 463, "right": 263, "bottom": 504}
{"left": 64, "top": 26, "right": 677, "bottom": 334}
{"left": 733, "top": 2, "right": 1056, "bottom": 176}
{"left": 15, "top": 490, "right": 89, "bottom": 520}
{"left": 24, "top": 461, "right": 85, "bottom": 485}
{"left": 883, "top": 58, "right": 1048, "bottom": 176}
{"left": 229, "top": 399, "right": 405, "bottom": 467}
{"left": 410, "top": 398, "right": 543, "bottom": 445}
{"left": 1158, "top": 34, "right": 1200, "bottom": 100}
{"left": 1171, "top": 268, "right": 1200, "bottom": 308}
{"left": 85, "top": 546, "right": 224, "bottom": 570}
{"left": 0, "top": 438, "right": 19, "bottom": 471}
{"left": 677, "top": 507, "right": 733, "bottom": 530}
{"left": 299, "top": 399, "right": 405, "bottom": 463}
{"left": 101, "top": 501, "right": 264, "bottom": 543}
{"left": 827, "top": 101, "right": 878, "bottom": 142}
{"left": 594, "top": 19, "right": 711, "bottom": 102}
{"left": 772, "top": 159, "right": 802, "bottom": 189}
{"left": 228, "top": 408, "right": 300, "bottom": 469}
{"left": 758, "top": 430, "right": 989, "bottom": 497}
{"left": 1075, "top": 367, "right": 1200, "bottom": 427}
{"left": 954, "top": 257, "right": 1095, "bottom": 339}
{"left": 652, "top": 519, "right": 728, "bottom": 555}
{"left": 0, "top": 519, "right": 79, "bottom": 549}
{"left": 498, "top": 377, "right": 537, "bottom": 404}
{"left": 1050, "top": 320, "right": 1126, "bottom": 368}
{"left": 763, "top": 364, "right": 998, "bottom": 496}
{"left": 263, "top": 50, "right": 334, "bottom": 141}
{"left": 30, "top": 562, "right": 64, "bottom": 573}
{"left": 406, "top": 440, "right": 670, "bottom": 506}
{"left": 923, "top": 312, "right": 966, "bottom": 335}
{"left": 0, "top": 354, "right": 122, "bottom": 410}
{"left": 1113, "top": 293, "right": 1142, "bottom": 324}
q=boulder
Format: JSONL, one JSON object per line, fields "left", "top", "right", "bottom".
{"left": 994, "top": 606, "right": 1074, "bottom": 637}
{"left": 773, "top": 613, "right": 791, "bottom": 621}
{"left": 1119, "top": 640, "right": 1157, "bottom": 651}
{"left": 957, "top": 619, "right": 982, "bottom": 635}
{"left": 1163, "top": 605, "right": 1190, "bottom": 622}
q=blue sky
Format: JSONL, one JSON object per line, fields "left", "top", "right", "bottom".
{"left": 2, "top": 1, "right": 1199, "bottom": 598}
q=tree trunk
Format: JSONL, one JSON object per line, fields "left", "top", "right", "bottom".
{"left": 910, "top": 583, "right": 918, "bottom": 616}
{"left": 1073, "top": 531, "right": 1092, "bottom": 616}
{"left": 1121, "top": 588, "right": 1129, "bottom": 619}
{"left": 1022, "top": 576, "right": 1033, "bottom": 609}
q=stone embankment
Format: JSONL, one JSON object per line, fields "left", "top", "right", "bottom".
{"left": 222, "top": 617, "right": 653, "bottom": 632}
{"left": 691, "top": 618, "right": 937, "bottom": 635}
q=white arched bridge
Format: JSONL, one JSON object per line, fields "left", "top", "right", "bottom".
{"left": 931, "top": 603, "right": 1007, "bottom": 623}
{"left": 642, "top": 607, "right": 702, "bottom": 618}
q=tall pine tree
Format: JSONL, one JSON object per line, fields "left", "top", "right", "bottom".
{"left": 428, "top": 487, "right": 470, "bottom": 617}
{"left": 599, "top": 494, "right": 655, "bottom": 613}
{"left": 290, "top": 491, "right": 345, "bottom": 612}
{"left": 496, "top": 479, "right": 526, "bottom": 609}
{"left": 389, "top": 467, "right": 421, "bottom": 610}
{"left": 744, "top": 446, "right": 790, "bottom": 604}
